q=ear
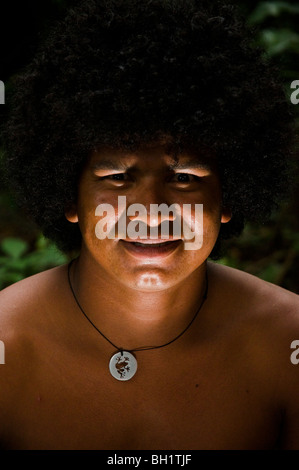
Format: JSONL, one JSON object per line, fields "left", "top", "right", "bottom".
{"left": 221, "top": 207, "right": 232, "bottom": 224}
{"left": 65, "top": 204, "right": 79, "bottom": 224}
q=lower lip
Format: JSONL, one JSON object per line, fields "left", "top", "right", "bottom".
{"left": 119, "top": 240, "right": 182, "bottom": 258}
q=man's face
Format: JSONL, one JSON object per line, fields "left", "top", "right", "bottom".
{"left": 66, "top": 145, "right": 231, "bottom": 291}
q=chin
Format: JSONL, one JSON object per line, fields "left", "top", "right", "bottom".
{"left": 129, "top": 273, "right": 173, "bottom": 292}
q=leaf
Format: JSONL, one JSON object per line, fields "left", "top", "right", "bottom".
{"left": 258, "top": 29, "right": 299, "bottom": 56}
{"left": 258, "top": 264, "right": 282, "bottom": 283}
{"left": 1, "top": 272, "right": 25, "bottom": 286}
{"left": 249, "top": 2, "right": 299, "bottom": 25}
{"left": 23, "top": 246, "right": 68, "bottom": 271}
{"left": 0, "top": 238, "right": 29, "bottom": 259}
{"left": 0, "top": 258, "right": 28, "bottom": 271}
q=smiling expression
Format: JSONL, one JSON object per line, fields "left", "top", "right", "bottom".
{"left": 65, "top": 145, "right": 231, "bottom": 291}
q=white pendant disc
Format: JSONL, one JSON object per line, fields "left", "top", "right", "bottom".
{"left": 109, "top": 351, "right": 137, "bottom": 381}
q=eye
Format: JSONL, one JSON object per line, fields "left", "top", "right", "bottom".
{"left": 106, "top": 173, "right": 127, "bottom": 181}
{"left": 98, "top": 173, "right": 129, "bottom": 182}
{"left": 172, "top": 173, "right": 200, "bottom": 183}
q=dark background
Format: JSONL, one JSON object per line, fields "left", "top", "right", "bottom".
{"left": 0, "top": 0, "right": 298, "bottom": 293}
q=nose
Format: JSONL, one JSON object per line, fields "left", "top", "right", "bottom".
{"left": 127, "top": 178, "right": 176, "bottom": 227}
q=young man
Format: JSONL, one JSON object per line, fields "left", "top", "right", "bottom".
{"left": 0, "top": 0, "right": 298, "bottom": 450}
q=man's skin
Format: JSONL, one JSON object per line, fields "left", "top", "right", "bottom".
{"left": 0, "top": 145, "right": 298, "bottom": 450}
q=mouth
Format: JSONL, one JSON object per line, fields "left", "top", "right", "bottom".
{"left": 119, "top": 239, "right": 182, "bottom": 258}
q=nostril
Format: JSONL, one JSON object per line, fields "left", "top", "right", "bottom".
{"left": 127, "top": 203, "right": 179, "bottom": 226}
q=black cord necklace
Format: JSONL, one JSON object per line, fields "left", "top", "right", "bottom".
{"left": 67, "top": 259, "right": 208, "bottom": 381}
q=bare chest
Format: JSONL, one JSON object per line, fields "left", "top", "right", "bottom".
{"left": 2, "top": 346, "right": 280, "bottom": 450}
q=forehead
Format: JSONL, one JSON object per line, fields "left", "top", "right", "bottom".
{"left": 87, "top": 144, "right": 218, "bottom": 171}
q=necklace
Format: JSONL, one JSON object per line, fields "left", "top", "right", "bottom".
{"left": 67, "top": 260, "right": 208, "bottom": 381}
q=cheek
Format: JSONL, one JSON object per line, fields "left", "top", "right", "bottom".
{"left": 199, "top": 192, "right": 223, "bottom": 250}
{"left": 77, "top": 190, "right": 126, "bottom": 245}
{"left": 77, "top": 206, "right": 96, "bottom": 242}
{"left": 76, "top": 188, "right": 100, "bottom": 239}
{"left": 203, "top": 201, "right": 222, "bottom": 234}
{"left": 203, "top": 183, "right": 223, "bottom": 225}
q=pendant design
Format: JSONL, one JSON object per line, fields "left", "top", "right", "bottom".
{"left": 109, "top": 351, "right": 137, "bottom": 381}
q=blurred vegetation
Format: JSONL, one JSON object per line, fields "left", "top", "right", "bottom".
{"left": 0, "top": 0, "right": 298, "bottom": 292}
{"left": 0, "top": 236, "right": 68, "bottom": 289}
{"left": 220, "top": 0, "right": 299, "bottom": 293}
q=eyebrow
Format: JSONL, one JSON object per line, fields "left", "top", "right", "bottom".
{"left": 91, "top": 158, "right": 214, "bottom": 172}
{"left": 91, "top": 160, "right": 130, "bottom": 171}
{"left": 168, "top": 159, "right": 213, "bottom": 171}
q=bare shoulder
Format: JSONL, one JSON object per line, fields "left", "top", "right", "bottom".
{"left": 0, "top": 265, "right": 72, "bottom": 368}
{"left": 209, "top": 261, "right": 299, "bottom": 449}
{"left": 0, "top": 266, "right": 69, "bottom": 406}
{"left": 207, "top": 260, "right": 299, "bottom": 379}
{"left": 0, "top": 264, "right": 69, "bottom": 332}
{"left": 209, "top": 261, "right": 299, "bottom": 323}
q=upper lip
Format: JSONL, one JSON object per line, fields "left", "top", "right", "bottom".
{"left": 120, "top": 238, "right": 181, "bottom": 245}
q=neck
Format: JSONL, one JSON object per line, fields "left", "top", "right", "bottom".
{"left": 68, "top": 254, "right": 208, "bottom": 350}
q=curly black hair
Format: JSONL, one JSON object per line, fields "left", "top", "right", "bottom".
{"left": 2, "top": 0, "right": 295, "bottom": 256}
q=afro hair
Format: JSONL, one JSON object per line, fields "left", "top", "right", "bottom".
{"left": 2, "top": 0, "right": 295, "bottom": 255}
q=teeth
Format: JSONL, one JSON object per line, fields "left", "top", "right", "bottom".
{"left": 133, "top": 241, "right": 172, "bottom": 247}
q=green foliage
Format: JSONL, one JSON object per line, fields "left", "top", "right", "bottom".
{"left": 0, "top": 236, "right": 69, "bottom": 290}
{"left": 248, "top": 1, "right": 299, "bottom": 84}
{"left": 219, "top": 211, "right": 299, "bottom": 293}
{"left": 257, "top": 28, "right": 299, "bottom": 56}
{"left": 217, "top": 0, "right": 299, "bottom": 294}
{"left": 249, "top": 2, "right": 299, "bottom": 24}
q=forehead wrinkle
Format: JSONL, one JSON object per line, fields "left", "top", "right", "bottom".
{"left": 90, "top": 159, "right": 131, "bottom": 171}
{"left": 168, "top": 159, "right": 213, "bottom": 171}
{"left": 90, "top": 148, "right": 217, "bottom": 172}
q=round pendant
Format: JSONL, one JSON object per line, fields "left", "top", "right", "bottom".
{"left": 109, "top": 351, "right": 137, "bottom": 381}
